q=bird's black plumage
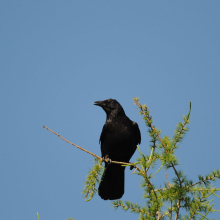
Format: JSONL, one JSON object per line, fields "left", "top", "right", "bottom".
{"left": 94, "top": 99, "right": 141, "bottom": 200}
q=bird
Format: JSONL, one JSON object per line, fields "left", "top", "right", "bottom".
{"left": 94, "top": 98, "right": 141, "bottom": 200}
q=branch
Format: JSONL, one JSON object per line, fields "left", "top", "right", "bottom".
{"left": 173, "top": 101, "right": 191, "bottom": 148}
{"left": 173, "top": 120, "right": 188, "bottom": 149}
{"left": 133, "top": 99, "right": 167, "bottom": 152}
{"left": 165, "top": 169, "right": 170, "bottom": 188}
{"left": 113, "top": 202, "right": 153, "bottom": 216}
{"left": 133, "top": 99, "right": 184, "bottom": 218}
{"left": 175, "top": 201, "right": 180, "bottom": 220}
{"left": 43, "top": 125, "right": 101, "bottom": 159}
{"left": 188, "top": 193, "right": 204, "bottom": 220}
{"left": 43, "top": 125, "right": 141, "bottom": 170}
{"left": 187, "top": 175, "right": 220, "bottom": 189}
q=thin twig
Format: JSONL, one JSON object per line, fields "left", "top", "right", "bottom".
{"left": 165, "top": 169, "right": 170, "bottom": 188}
{"left": 173, "top": 120, "right": 188, "bottom": 149}
{"left": 162, "top": 212, "right": 169, "bottom": 217}
{"left": 170, "top": 201, "right": 173, "bottom": 220}
{"left": 172, "top": 165, "right": 182, "bottom": 220}
{"left": 146, "top": 147, "right": 155, "bottom": 173}
{"left": 164, "top": 168, "right": 173, "bottom": 219}
{"left": 154, "top": 174, "right": 220, "bottom": 193}
{"left": 188, "top": 193, "right": 204, "bottom": 220}
{"left": 43, "top": 125, "right": 101, "bottom": 159}
{"left": 175, "top": 201, "right": 180, "bottom": 220}
{"left": 134, "top": 100, "right": 167, "bottom": 152}
{"left": 145, "top": 174, "right": 152, "bottom": 200}
{"left": 43, "top": 125, "right": 141, "bottom": 170}
{"left": 115, "top": 203, "right": 153, "bottom": 216}
{"left": 186, "top": 175, "right": 220, "bottom": 189}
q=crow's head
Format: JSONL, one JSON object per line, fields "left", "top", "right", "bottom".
{"left": 94, "top": 99, "right": 125, "bottom": 116}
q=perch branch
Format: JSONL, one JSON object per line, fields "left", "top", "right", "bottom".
{"left": 43, "top": 125, "right": 141, "bottom": 170}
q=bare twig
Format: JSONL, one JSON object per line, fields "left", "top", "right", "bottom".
{"left": 43, "top": 125, "right": 141, "bottom": 170}
{"left": 43, "top": 125, "right": 101, "bottom": 159}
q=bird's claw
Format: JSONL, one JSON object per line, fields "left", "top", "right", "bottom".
{"left": 105, "top": 158, "right": 112, "bottom": 165}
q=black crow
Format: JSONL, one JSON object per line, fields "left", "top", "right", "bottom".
{"left": 94, "top": 98, "right": 141, "bottom": 200}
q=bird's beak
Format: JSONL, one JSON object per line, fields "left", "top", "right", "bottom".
{"left": 94, "top": 100, "right": 105, "bottom": 107}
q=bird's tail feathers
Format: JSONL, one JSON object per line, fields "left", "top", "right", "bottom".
{"left": 98, "top": 164, "right": 125, "bottom": 200}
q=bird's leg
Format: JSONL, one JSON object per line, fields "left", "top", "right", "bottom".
{"left": 104, "top": 155, "right": 112, "bottom": 165}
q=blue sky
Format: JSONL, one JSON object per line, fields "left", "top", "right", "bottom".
{"left": 1, "top": 1, "right": 220, "bottom": 219}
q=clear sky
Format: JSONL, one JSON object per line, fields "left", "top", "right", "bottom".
{"left": 1, "top": 1, "right": 220, "bottom": 219}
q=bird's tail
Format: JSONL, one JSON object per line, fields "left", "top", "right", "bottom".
{"left": 98, "top": 163, "right": 125, "bottom": 200}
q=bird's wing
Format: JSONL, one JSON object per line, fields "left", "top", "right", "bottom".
{"left": 132, "top": 121, "right": 141, "bottom": 145}
{"left": 99, "top": 123, "right": 106, "bottom": 144}
{"left": 99, "top": 123, "right": 110, "bottom": 155}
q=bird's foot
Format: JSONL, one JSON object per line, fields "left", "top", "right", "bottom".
{"left": 105, "top": 158, "right": 112, "bottom": 165}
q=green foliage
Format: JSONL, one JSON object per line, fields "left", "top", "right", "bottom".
{"left": 83, "top": 98, "right": 219, "bottom": 219}
{"left": 113, "top": 98, "right": 220, "bottom": 219}
{"left": 37, "top": 212, "right": 40, "bottom": 220}
{"left": 82, "top": 157, "right": 104, "bottom": 201}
